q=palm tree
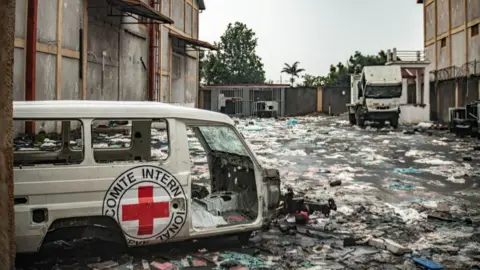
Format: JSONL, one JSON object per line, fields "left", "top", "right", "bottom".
{"left": 281, "top": 61, "right": 305, "bottom": 87}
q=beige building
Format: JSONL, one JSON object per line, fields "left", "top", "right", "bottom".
{"left": 418, "top": 0, "right": 480, "bottom": 74}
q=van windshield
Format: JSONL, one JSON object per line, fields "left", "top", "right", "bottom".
{"left": 365, "top": 85, "right": 402, "bottom": 98}
{"left": 198, "top": 126, "right": 248, "bottom": 156}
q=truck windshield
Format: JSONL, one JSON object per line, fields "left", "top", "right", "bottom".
{"left": 365, "top": 85, "right": 402, "bottom": 98}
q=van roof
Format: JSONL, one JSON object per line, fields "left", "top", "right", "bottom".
{"left": 13, "top": 100, "right": 234, "bottom": 125}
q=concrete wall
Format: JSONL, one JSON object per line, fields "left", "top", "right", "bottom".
{"left": 468, "top": 28, "right": 480, "bottom": 63}
{"left": 425, "top": 44, "right": 436, "bottom": 71}
{"left": 437, "top": 36, "right": 450, "bottom": 70}
{"left": 467, "top": 0, "right": 480, "bottom": 21}
{"left": 451, "top": 0, "right": 465, "bottom": 29}
{"left": 400, "top": 105, "right": 430, "bottom": 124}
{"left": 451, "top": 31, "right": 466, "bottom": 67}
{"left": 437, "top": 0, "right": 449, "bottom": 35}
{"left": 284, "top": 88, "right": 317, "bottom": 116}
{"left": 426, "top": 3, "right": 435, "bottom": 41}
{"left": 424, "top": 0, "right": 480, "bottom": 73}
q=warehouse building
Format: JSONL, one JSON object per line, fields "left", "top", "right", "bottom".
{"left": 13, "top": 0, "right": 215, "bottom": 113}
{"left": 418, "top": 0, "right": 480, "bottom": 121}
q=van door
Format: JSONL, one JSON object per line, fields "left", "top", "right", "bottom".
{"left": 93, "top": 118, "right": 191, "bottom": 247}
{"left": 13, "top": 117, "right": 191, "bottom": 252}
{"left": 185, "top": 123, "right": 265, "bottom": 237}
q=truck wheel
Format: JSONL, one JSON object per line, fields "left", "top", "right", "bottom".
{"left": 356, "top": 117, "right": 365, "bottom": 127}
{"left": 349, "top": 114, "right": 356, "bottom": 125}
{"left": 390, "top": 117, "right": 399, "bottom": 129}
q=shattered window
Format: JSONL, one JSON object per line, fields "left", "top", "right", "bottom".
{"left": 91, "top": 119, "right": 169, "bottom": 163}
{"left": 13, "top": 120, "right": 84, "bottom": 166}
{"left": 198, "top": 126, "right": 248, "bottom": 156}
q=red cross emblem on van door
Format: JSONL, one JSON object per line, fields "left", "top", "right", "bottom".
{"left": 122, "top": 186, "right": 170, "bottom": 235}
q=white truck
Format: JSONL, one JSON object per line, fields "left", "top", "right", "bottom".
{"left": 347, "top": 65, "right": 402, "bottom": 128}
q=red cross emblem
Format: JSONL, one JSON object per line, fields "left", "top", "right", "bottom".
{"left": 122, "top": 186, "right": 170, "bottom": 235}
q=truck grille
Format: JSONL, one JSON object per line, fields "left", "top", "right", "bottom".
{"left": 376, "top": 106, "right": 390, "bottom": 110}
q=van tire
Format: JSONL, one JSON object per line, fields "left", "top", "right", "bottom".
{"left": 356, "top": 116, "right": 365, "bottom": 127}
{"left": 237, "top": 232, "right": 253, "bottom": 245}
{"left": 349, "top": 114, "right": 356, "bottom": 125}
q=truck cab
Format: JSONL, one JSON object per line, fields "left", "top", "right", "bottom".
{"left": 347, "top": 65, "right": 402, "bottom": 128}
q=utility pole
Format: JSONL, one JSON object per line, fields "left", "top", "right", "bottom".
{"left": 0, "top": 0, "right": 16, "bottom": 269}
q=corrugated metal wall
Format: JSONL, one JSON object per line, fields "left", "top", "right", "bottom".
{"left": 321, "top": 86, "right": 350, "bottom": 115}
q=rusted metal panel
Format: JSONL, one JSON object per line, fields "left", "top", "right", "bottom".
{"left": 25, "top": 0, "right": 38, "bottom": 133}
{"left": 148, "top": 0, "right": 155, "bottom": 101}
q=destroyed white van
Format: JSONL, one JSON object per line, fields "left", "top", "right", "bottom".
{"left": 13, "top": 100, "right": 280, "bottom": 253}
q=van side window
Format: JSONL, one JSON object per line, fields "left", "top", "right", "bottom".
{"left": 91, "top": 119, "right": 169, "bottom": 163}
{"left": 13, "top": 120, "right": 84, "bottom": 166}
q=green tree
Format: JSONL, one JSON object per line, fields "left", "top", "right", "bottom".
{"left": 201, "top": 22, "right": 266, "bottom": 84}
{"left": 281, "top": 61, "right": 305, "bottom": 86}
{"left": 300, "top": 51, "right": 387, "bottom": 88}
{"left": 302, "top": 74, "right": 329, "bottom": 88}
{"left": 346, "top": 50, "right": 387, "bottom": 74}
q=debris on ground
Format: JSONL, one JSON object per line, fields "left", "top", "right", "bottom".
{"left": 17, "top": 115, "right": 480, "bottom": 270}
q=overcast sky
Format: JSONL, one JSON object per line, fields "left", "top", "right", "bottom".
{"left": 199, "top": 0, "right": 424, "bottom": 83}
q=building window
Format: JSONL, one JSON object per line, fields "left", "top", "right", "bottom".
{"left": 472, "top": 24, "right": 479, "bottom": 38}
{"left": 440, "top": 37, "right": 447, "bottom": 48}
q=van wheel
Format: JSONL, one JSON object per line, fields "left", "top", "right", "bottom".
{"left": 356, "top": 116, "right": 365, "bottom": 127}
{"left": 237, "top": 232, "right": 253, "bottom": 245}
{"left": 349, "top": 114, "right": 356, "bottom": 125}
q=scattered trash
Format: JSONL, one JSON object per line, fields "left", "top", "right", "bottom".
{"left": 390, "top": 184, "right": 415, "bottom": 191}
{"left": 88, "top": 261, "right": 119, "bottom": 270}
{"left": 19, "top": 116, "right": 480, "bottom": 270}
{"left": 286, "top": 119, "right": 298, "bottom": 125}
{"left": 217, "top": 252, "right": 268, "bottom": 269}
{"left": 393, "top": 167, "right": 423, "bottom": 174}
{"left": 294, "top": 211, "right": 309, "bottom": 224}
{"left": 412, "top": 257, "right": 444, "bottom": 270}
{"left": 151, "top": 262, "right": 176, "bottom": 270}
{"left": 142, "top": 260, "right": 151, "bottom": 270}
{"left": 329, "top": 179, "right": 342, "bottom": 187}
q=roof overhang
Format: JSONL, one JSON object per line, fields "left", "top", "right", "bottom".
{"left": 107, "top": 0, "right": 174, "bottom": 23}
{"left": 169, "top": 32, "right": 217, "bottom": 51}
{"left": 197, "top": 0, "right": 206, "bottom": 10}
{"left": 417, "top": 0, "right": 424, "bottom": 3}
